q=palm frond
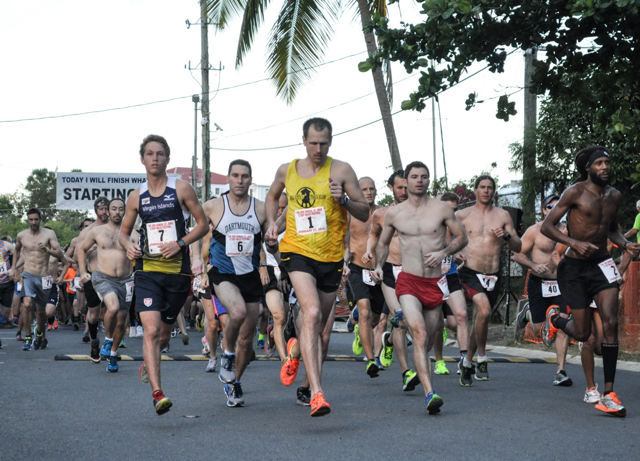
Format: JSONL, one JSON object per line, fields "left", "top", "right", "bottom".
{"left": 266, "top": 0, "right": 338, "bottom": 104}
{"left": 235, "top": 0, "right": 272, "bottom": 67}
{"left": 204, "top": 0, "right": 245, "bottom": 31}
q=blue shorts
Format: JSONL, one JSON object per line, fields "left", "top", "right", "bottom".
{"left": 214, "top": 296, "right": 227, "bottom": 318}
{"left": 134, "top": 272, "right": 190, "bottom": 325}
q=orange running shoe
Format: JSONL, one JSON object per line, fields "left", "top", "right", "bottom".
{"left": 53, "top": 319, "right": 59, "bottom": 330}
{"left": 280, "top": 338, "right": 300, "bottom": 386}
{"left": 541, "top": 305, "right": 560, "bottom": 347}
{"left": 310, "top": 392, "right": 331, "bottom": 417}
{"left": 595, "top": 392, "right": 626, "bottom": 417}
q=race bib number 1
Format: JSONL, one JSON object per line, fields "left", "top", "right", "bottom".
{"left": 541, "top": 280, "right": 560, "bottom": 298}
{"left": 362, "top": 270, "right": 375, "bottom": 286}
{"left": 476, "top": 274, "right": 498, "bottom": 292}
{"left": 598, "top": 258, "right": 621, "bottom": 283}
{"left": 225, "top": 234, "right": 254, "bottom": 257}
{"left": 294, "top": 207, "right": 327, "bottom": 235}
{"left": 125, "top": 281, "right": 135, "bottom": 303}
{"left": 147, "top": 221, "right": 178, "bottom": 255}
{"left": 438, "top": 276, "right": 450, "bottom": 301}
{"left": 42, "top": 275, "right": 53, "bottom": 291}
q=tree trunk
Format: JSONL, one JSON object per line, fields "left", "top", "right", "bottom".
{"left": 357, "top": 0, "right": 402, "bottom": 172}
{"left": 522, "top": 48, "right": 537, "bottom": 229}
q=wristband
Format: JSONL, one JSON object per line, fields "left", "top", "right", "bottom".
{"left": 339, "top": 196, "right": 350, "bottom": 207}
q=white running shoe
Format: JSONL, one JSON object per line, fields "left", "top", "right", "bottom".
{"left": 584, "top": 384, "right": 601, "bottom": 404}
{"left": 205, "top": 357, "right": 217, "bottom": 372}
{"left": 201, "top": 336, "right": 210, "bottom": 356}
{"left": 137, "top": 325, "right": 144, "bottom": 337}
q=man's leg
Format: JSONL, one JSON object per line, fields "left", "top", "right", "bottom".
{"left": 265, "top": 289, "right": 288, "bottom": 361}
{"left": 399, "top": 295, "right": 434, "bottom": 395}
{"left": 356, "top": 298, "right": 375, "bottom": 361}
{"left": 373, "top": 312, "right": 385, "bottom": 358}
{"left": 446, "top": 290, "right": 468, "bottom": 355}
{"left": 466, "top": 293, "right": 491, "bottom": 360}
{"left": 214, "top": 282, "right": 248, "bottom": 356}
{"left": 235, "top": 301, "right": 260, "bottom": 381}
{"left": 381, "top": 283, "right": 409, "bottom": 373}
{"left": 299, "top": 302, "right": 336, "bottom": 390}
{"left": 593, "top": 288, "right": 619, "bottom": 393}
{"left": 103, "top": 293, "right": 119, "bottom": 340}
{"left": 582, "top": 310, "right": 603, "bottom": 402}
{"left": 139, "top": 310, "right": 173, "bottom": 392}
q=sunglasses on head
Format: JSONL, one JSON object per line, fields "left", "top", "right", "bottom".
{"left": 545, "top": 204, "right": 555, "bottom": 210}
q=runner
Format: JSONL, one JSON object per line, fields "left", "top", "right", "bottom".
{"left": 201, "top": 159, "right": 270, "bottom": 408}
{"left": 119, "top": 134, "right": 208, "bottom": 415}
{"left": 265, "top": 117, "right": 369, "bottom": 416}
{"left": 0, "top": 237, "right": 16, "bottom": 326}
{"left": 65, "top": 219, "right": 93, "bottom": 330}
{"left": 513, "top": 194, "right": 572, "bottom": 386}
{"left": 456, "top": 175, "right": 522, "bottom": 384}
{"left": 9, "top": 208, "right": 66, "bottom": 351}
{"left": 540, "top": 146, "right": 640, "bottom": 417}
{"left": 373, "top": 161, "right": 469, "bottom": 414}
{"left": 344, "top": 176, "right": 385, "bottom": 377}
{"left": 78, "top": 198, "right": 135, "bottom": 372}
{"left": 363, "top": 170, "right": 419, "bottom": 391}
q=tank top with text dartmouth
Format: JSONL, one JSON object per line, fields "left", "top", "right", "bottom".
{"left": 279, "top": 157, "right": 347, "bottom": 262}
{"left": 135, "top": 177, "right": 190, "bottom": 275}
{"left": 0, "top": 241, "right": 11, "bottom": 284}
{"left": 209, "top": 194, "right": 262, "bottom": 275}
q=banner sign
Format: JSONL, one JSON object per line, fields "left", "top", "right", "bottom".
{"left": 57, "top": 172, "right": 148, "bottom": 210}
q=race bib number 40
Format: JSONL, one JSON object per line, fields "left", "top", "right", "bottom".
{"left": 598, "top": 259, "right": 621, "bottom": 283}
{"left": 147, "top": 221, "right": 177, "bottom": 255}
{"left": 542, "top": 280, "right": 560, "bottom": 298}
{"left": 476, "top": 274, "right": 498, "bottom": 292}
{"left": 226, "top": 234, "right": 254, "bottom": 257}
{"left": 294, "top": 207, "right": 327, "bottom": 235}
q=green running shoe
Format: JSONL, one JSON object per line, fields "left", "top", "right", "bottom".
{"left": 380, "top": 331, "right": 394, "bottom": 368}
{"left": 442, "top": 329, "right": 447, "bottom": 344}
{"left": 366, "top": 359, "right": 380, "bottom": 378}
{"left": 434, "top": 360, "right": 449, "bottom": 375}
{"left": 402, "top": 369, "right": 420, "bottom": 392}
{"left": 425, "top": 391, "right": 443, "bottom": 414}
{"left": 352, "top": 324, "right": 363, "bottom": 356}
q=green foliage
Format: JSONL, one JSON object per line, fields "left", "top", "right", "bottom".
{"left": 24, "top": 168, "right": 57, "bottom": 221}
{"left": 376, "top": 193, "right": 394, "bottom": 206}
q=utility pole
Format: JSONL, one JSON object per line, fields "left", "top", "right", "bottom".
{"left": 522, "top": 48, "right": 537, "bottom": 229}
{"left": 200, "top": 0, "right": 211, "bottom": 203}
{"left": 432, "top": 97, "right": 437, "bottom": 184}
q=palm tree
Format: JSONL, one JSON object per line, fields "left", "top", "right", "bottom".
{"left": 205, "top": 0, "right": 402, "bottom": 170}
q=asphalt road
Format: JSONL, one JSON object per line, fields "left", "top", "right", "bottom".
{"left": 0, "top": 325, "right": 637, "bottom": 460}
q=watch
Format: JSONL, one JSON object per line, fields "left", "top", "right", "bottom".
{"left": 503, "top": 232, "right": 511, "bottom": 241}
{"left": 339, "top": 196, "right": 350, "bottom": 207}
{"left": 177, "top": 239, "right": 186, "bottom": 249}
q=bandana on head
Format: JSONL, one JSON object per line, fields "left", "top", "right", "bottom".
{"left": 585, "top": 150, "right": 610, "bottom": 169}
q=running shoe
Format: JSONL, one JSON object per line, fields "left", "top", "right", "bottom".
{"left": 257, "top": 333, "right": 265, "bottom": 351}
{"left": 107, "top": 355, "right": 118, "bottom": 373}
{"left": 390, "top": 310, "right": 404, "bottom": 328}
{"left": 41, "top": 338, "right": 48, "bottom": 350}
{"left": 310, "top": 392, "right": 331, "bottom": 417}
{"left": 189, "top": 319, "right": 196, "bottom": 329}
{"left": 182, "top": 333, "right": 189, "bottom": 346}
{"left": 425, "top": 391, "right": 443, "bottom": 415}
{"left": 352, "top": 324, "right": 363, "bottom": 356}
{"left": 53, "top": 319, "right": 59, "bottom": 330}
{"left": 375, "top": 357, "right": 385, "bottom": 371}
{"left": 129, "top": 326, "right": 137, "bottom": 338}
{"left": 366, "top": 359, "right": 380, "bottom": 378}
{"left": 90, "top": 339, "right": 101, "bottom": 364}
{"left": 553, "top": 369, "right": 573, "bottom": 387}
{"left": 219, "top": 353, "right": 237, "bottom": 384}
{"left": 100, "top": 339, "right": 113, "bottom": 360}
{"left": 196, "top": 315, "right": 204, "bottom": 332}
{"left": 297, "top": 387, "right": 311, "bottom": 406}
{"left": 434, "top": 360, "right": 449, "bottom": 375}
{"left": 126, "top": 326, "right": 130, "bottom": 336}
{"left": 264, "top": 325, "right": 275, "bottom": 357}
{"left": 139, "top": 362, "right": 150, "bottom": 383}
{"left": 406, "top": 335, "right": 413, "bottom": 347}
{"left": 22, "top": 336, "right": 32, "bottom": 351}
{"left": 162, "top": 343, "right": 170, "bottom": 353}
{"left": 82, "top": 333, "right": 90, "bottom": 343}
{"left": 595, "top": 392, "right": 626, "bottom": 417}
{"left": 514, "top": 301, "right": 530, "bottom": 341}
{"left": 137, "top": 325, "right": 144, "bottom": 337}
{"left": 352, "top": 306, "right": 359, "bottom": 322}
{"left": 380, "top": 331, "right": 394, "bottom": 368}
{"left": 206, "top": 357, "right": 217, "bottom": 372}
{"left": 33, "top": 331, "right": 43, "bottom": 350}
{"left": 16, "top": 331, "right": 23, "bottom": 341}
{"left": 346, "top": 317, "right": 355, "bottom": 333}
{"left": 281, "top": 338, "right": 300, "bottom": 386}
{"left": 152, "top": 390, "right": 172, "bottom": 415}
{"left": 119, "top": 340, "right": 127, "bottom": 348}
{"left": 541, "top": 305, "right": 560, "bottom": 347}
{"left": 402, "top": 369, "right": 420, "bottom": 392}
{"left": 171, "top": 328, "right": 177, "bottom": 338}
{"left": 201, "top": 336, "right": 210, "bottom": 356}
{"left": 584, "top": 385, "right": 601, "bottom": 404}
{"left": 73, "top": 318, "right": 79, "bottom": 331}
{"left": 475, "top": 361, "right": 489, "bottom": 381}
{"left": 224, "top": 382, "right": 244, "bottom": 407}
{"left": 458, "top": 360, "right": 474, "bottom": 387}
{"left": 48, "top": 324, "right": 52, "bottom": 332}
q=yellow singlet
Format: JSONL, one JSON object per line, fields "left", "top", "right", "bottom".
{"left": 279, "top": 157, "right": 347, "bottom": 263}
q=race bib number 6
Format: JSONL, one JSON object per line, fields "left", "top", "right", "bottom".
{"left": 147, "top": 221, "right": 178, "bottom": 255}
{"left": 294, "top": 207, "right": 327, "bottom": 235}
{"left": 226, "top": 234, "right": 254, "bottom": 257}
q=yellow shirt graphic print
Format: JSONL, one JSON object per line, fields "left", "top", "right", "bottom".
{"left": 279, "top": 157, "right": 347, "bottom": 263}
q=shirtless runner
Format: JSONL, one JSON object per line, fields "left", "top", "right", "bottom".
{"left": 373, "top": 161, "right": 469, "bottom": 414}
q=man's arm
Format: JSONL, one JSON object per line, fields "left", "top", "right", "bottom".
{"left": 9, "top": 235, "right": 22, "bottom": 281}
{"left": 624, "top": 213, "right": 640, "bottom": 240}
{"left": 373, "top": 211, "right": 397, "bottom": 281}
{"left": 119, "top": 189, "right": 142, "bottom": 261}
{"left": 332, "top": 162, "right": 368, "bottom": 222}
{"left": 493, "top": 210, "right": 522, "bottom": 253}
{"left": 363, "top": 209, "right": 383, "bottom": 265}
{"left": 423, "top": 207, "right": 468, "bottom": 268}
{"left": 608, "top": 197, "right": 640, "bottom": 258}
{"left": 78, "top": 229, "right": 97, "bottom": 283}
{"left": 513, "top": 226, "right": 539, "bottom": 271}
{"left": 265, "top": 164, "right": 288, "bottom": 243}
{"left": 48, "top": 231, "right": 69, "bottom": 284}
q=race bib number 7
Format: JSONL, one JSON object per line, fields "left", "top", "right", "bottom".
{"left": 226, "top": 234, "right": 254, "bottom": 257}
{"left": 147, "top": 221, "right": 177, "bottom": 255}
{"left": 598, "top": 259, "right": 621, "bottom": 283}
{"left": 294, "top": 207, "right": 327, "bottom": 235}
{"left": 476, "top": 274, "right": 498, "bottom": 292}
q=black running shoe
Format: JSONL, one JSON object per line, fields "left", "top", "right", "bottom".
{"left": 553, "top": 369, "right": 573, "bottom": 387}
{"left": 297, "top": 387, "right": 311, "bottom": 406}
{"left": 90, "top": 339, "right": 100, "bottom": 364}
{"left": 459, "top": 360, "right": 474, "bottom": 387}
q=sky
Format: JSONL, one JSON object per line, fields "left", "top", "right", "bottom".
{"left": 0, "top": 0, "right": 529, "bottom": 199}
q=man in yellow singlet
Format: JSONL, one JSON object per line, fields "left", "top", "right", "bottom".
{"left": 265, "top": 118, "right": 369, "bottom": 417}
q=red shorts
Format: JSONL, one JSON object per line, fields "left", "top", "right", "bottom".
{"left": 395, "top": 271, "right": 448, "bottom": 309}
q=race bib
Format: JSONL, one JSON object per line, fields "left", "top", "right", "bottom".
{"left": 598, "top": 259, "right": 621, "bottom": 283}
{"left": 74, "top": 276, "right": 82, "bottom": 290}
{"left": 193, "top": 277, "right": 202, "bottom": 293}
{"left": 392, "top": 265, "right": 402, "bottom": 281}
{"left": 438, "top": 276, "right": 450, "bottom": 300}
{"left": 125, "top": 280, "right": 135, "bottom": 302}
{"left": 147, "top": 220, "right": 178, "bottom": 255}
{"left": 542, "top": 280, "right": 561, "bottom": 298}
{"left": 476, "top": 274, "right": 498, "bottom": 292}
{"left": 441, "top": 256, "right": 452, "bottom": 274}
{"left": 225, "top": 234, "right": 254, "bottom": 257}
{"left": 274, "top": 266, "right": 282, "bottom": 282}
{"left": 42, "top": 275, "right": 53, "bottom": 291}
{"left": 0, "top": 261, "right": 7, "bottom": 275}
{"left": 362, "top": 269, "right": 375, "bottom": 286}
{"left": 17, "top": 281, "right": 23, "bottom": 291}
{"left": 294, "top": 207, "right": 327, "bottom": 235}
{"left": 590, "top": 300, "right": 597, "bottom": 309}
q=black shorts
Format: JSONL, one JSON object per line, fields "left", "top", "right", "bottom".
{"left": 0, "top": 280, "right": 14, "bottom": 307}
{"left": 557, "top": 255, "right": 620, "bottom": 311}
{"left": 382, "top": 262, "right": 401, "bottom": 289}
{"left": 526, "top": 275, "right": 567, "bottom": 323}
{"left": 280, "top": 252, "right": 343, "bottom": 294}
{"left": 194, "top": 285, "right": 212, "bottom": 301}
{"left": 47, "top": 284, "right": 60, "bottom": 308}
{"left": 346, "top": 264, "right": 385, "bottom": 315}
{"left": 263, "top": 265, "right": 288, "bottom": 293}
{"left": 446, "top": 272, "right": 462, "bottom": 294}
{"left": 83, "top": 278, "right": 102, "bottom": 308}
{"left": 458, "top": 266, "right": 499, "bottom": 306}
{"left": 209, "top": 266, "right": 263, "bottom": 304}
{"left": 134, "top": 272, "right": 191, "bottom": 324}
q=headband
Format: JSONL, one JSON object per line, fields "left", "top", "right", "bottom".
{"left": 542, "top": 195, "right": 559, "bottom": 208}
{"left": 585, "top": 150, "right": 610, "bottom": 169}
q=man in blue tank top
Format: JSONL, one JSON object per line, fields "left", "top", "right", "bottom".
{"left": 119, "top": 134, "right": 209, "bottom": 416}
